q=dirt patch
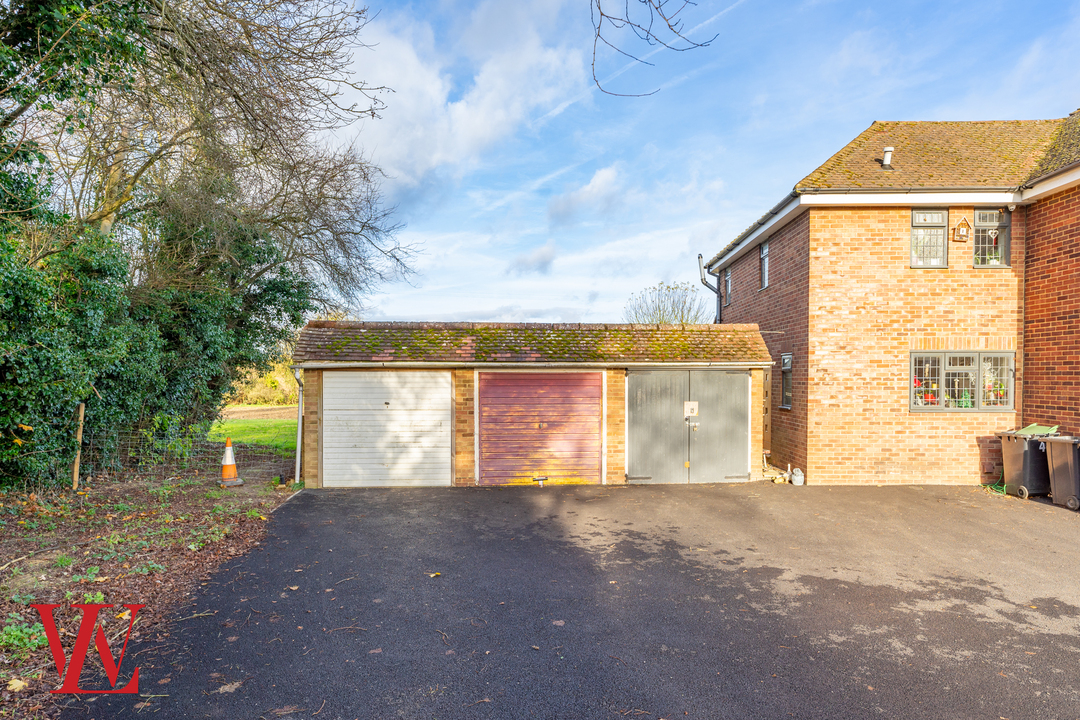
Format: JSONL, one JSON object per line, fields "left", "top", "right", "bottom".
{"left": 0, "top": 473, "right": 300, "bottom": 717}
{"left": 221, "top": 405, "right": 298, "bottom": 420}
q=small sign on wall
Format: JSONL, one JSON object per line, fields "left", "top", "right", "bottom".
{"left": 683, "top": 401, "right": 699, "bottom": 418}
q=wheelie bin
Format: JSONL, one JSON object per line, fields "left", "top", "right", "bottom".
{"left": 1044, "top": 436, "right": 1080, "bottom": 511}
{"left": 995, "top": 424, "right": 1057, "bottom": 499}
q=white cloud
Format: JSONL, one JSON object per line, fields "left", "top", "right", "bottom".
{"left": 508, "top": 241, "right": 558, "bottom": 275}
{"left": 345, "top": 3, "right": 588, "bottom": 197}
{"left": 547, "top": 165, "right": 624, "bottom": 227}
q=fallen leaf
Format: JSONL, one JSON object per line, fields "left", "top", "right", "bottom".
{"left": 271, "top": 705, "right": 302, "bottom": 716}
{"left": 369, "top": 648, "right": 382, "bottom": 654}
{"left": 427, "top": 572, "right": 441, "bottom": 578}
{"left": 93, "top": 576, "right": 109, "bottom": 583}
{"left": 157, "top": 678, "right": 171, "bottom": 685}
{"left": 227, "top": 636, "right": 239, "bottom": 642}
{"left": 287, "top": 585, "right": 298, "bottom": 591}
{"left": 552, "top": 620, "right": 565, "bottom": 626}
{"left": 6, "top": 678, "right": 27, "bottom": 692}
{"left": 216, "top": 681, "right": 242, "bottom": 693}
{"left": 531, "top": 646, "right": 540, "bottom": 651}
{"left": 210, "top": 672, "right": 223, "bottom": 678}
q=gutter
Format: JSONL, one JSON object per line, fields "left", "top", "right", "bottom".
{"left": 706, "top": 191, "right": 799, "bottom": 269}
{"left": 291, "top": 361, "right": 774, "bottom": 370}
{"left": 793, "top": 185, "right": 1018, "bottom": 194}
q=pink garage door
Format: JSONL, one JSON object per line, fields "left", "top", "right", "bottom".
{"left": 478, "top": 372, "right": 603, "bottom": 486}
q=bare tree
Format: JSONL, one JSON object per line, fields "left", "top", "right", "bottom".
{"left": 591, "top": 0, "right": 716, "bottom": 95}
{"left": 623, "top": 281, "right": 711, "bottom": 324}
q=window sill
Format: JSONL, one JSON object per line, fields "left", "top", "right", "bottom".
{"left": 778, "top": 405, "right": 792, "bottom": 411}
{"left": 974, "top": 264, "right": 1012, "bottom": 269}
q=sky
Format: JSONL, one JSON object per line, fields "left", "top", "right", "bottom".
{"left": 337, "top": 0, "right": 1080, "bottom": 323}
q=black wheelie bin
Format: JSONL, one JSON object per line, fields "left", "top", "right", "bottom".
{"left": 995, "top": 424, "right": 1057, "bottom": 499}
{"left": 1044, "top": 436, "right": 1080, "bottom": 511}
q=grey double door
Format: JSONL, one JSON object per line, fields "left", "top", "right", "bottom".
{"left": 627, "top": 370, "right": 750, "bottom": 484}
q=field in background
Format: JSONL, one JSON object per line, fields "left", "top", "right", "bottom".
{"left": 209, "top": 418, "right": 297, "bottom": 454}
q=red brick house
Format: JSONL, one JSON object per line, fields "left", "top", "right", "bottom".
{"left": 703, "top": 109, "right": 1080, "bottom": 485}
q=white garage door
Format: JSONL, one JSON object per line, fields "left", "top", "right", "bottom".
{"left": 322, "top": 371, "right": 452, "bottom": 487}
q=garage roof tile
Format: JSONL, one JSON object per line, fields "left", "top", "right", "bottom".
{"left": 293, "top": 322, "right": 772, "bottom": 365}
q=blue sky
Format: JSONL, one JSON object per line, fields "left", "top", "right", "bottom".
{"left": 342, "top": 0, "right": 1080, "bottom": 322}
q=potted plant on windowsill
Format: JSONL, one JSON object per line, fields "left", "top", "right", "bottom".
{"left": 985, "top": 251, "right": 1001, "bottom": 266}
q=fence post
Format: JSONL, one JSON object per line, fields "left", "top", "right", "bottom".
{"left": 71, "top": 402, "right": 85, "bottom": 491}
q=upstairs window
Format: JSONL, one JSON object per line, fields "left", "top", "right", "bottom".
{"left": 974, "top": 210, "right": 1010, "bottom": 267}
{"left": 911, "top": 209, "right": 948, "bottom": 268}
{"left": 724, "top": 268, "right": 732, "bottom": 305}
{"left": 759, "top": 242, "right": 770, "bottom": 289}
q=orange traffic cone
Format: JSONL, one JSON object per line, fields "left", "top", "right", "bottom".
{"left": 220, "top": 438, "right": 244, "bottom": 488}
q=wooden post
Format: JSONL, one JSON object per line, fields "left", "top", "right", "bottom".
{"left": 71, "top": 402, "right": 85, "bottom": 491}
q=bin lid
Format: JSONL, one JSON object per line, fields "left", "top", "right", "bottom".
{"left": 1014, "top": 423, "right": 1059, "bottom": 436}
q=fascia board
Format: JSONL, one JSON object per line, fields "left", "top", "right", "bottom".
{"left": 706, "top": 195, "right": 804, "bottom": 272}
{"left": 292, "top": 361, "right": 774, "bottom": 370}
{"left": 801, "top": 191, "right": 1021, "bottom": 206}
{"left": 1022, "top": 165, "right": 1080, "bottom": 202}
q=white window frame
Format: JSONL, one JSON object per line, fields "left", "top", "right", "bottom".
{"left": 724, "top": 267, "right": 732, "bottom": 306}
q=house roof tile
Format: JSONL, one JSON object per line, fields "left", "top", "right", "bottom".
{"left": 797, "top": 119, "right": 1065, "bottom": 191}
{"left": 1025, "top": 109, "right": 1080, "bottom": 184}
{"left": 293, "top": 322, "right": 772, "bottom": 366}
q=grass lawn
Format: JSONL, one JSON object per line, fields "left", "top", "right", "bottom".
{"left": 209, "top": 418, "right": 297, "bottom": 454}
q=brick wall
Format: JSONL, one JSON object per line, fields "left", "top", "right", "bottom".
{"left": 301, "top": 369, "right": 321, "bottom": 488}
{"left": 749, "top": 368, "right": 765, "bottom": 481}
{"left": 806, "top": 206, "right": 1022, "bottom": 484}
{"left": 453, "top": 370, "right": 476, "bottom": 486}
{"left": 1024, "top": 185, "right": 1080, "bottom": 433}
{"left": 606, "top": 369, "right": 627, "bottom": 484}
{"left": 721, "top": 212, "right": 810, "bottom": 475}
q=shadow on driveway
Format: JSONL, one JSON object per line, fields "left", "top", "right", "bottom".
{"left": 62, "top": 483, "right": 1080, "bottom": 719}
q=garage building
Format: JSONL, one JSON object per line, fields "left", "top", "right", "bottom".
{"left": 292, "top": 322, "right": 772, "bottom": 488}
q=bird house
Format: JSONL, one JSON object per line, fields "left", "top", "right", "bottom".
{"left": 953, "top": 216, "right": 971, "bottom": 242}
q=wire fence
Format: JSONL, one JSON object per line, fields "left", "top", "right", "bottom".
{"left": 27, "top": 430, "right": 295, "bottom": 489}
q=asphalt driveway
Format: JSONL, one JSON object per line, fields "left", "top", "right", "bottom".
{"left": 64, "top": 483, "right": 1080, "bottom": 719}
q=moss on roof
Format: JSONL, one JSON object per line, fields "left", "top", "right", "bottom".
{"left": 293, "top": 322, "right": 772, "bottom": 365}
{"left": 1025, "top": 109, "right": 1080, "bottom": 184}
{"left": 797, "top": 119, "right": 1064, "bottom": 191}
